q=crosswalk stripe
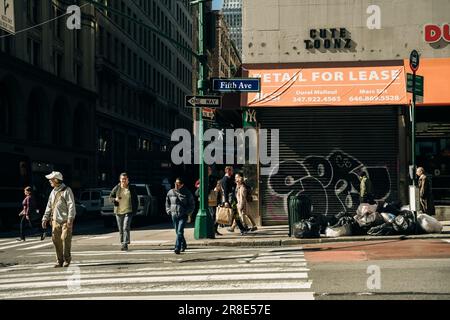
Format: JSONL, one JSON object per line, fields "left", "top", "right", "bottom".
{"left": 0, "top": 262, "right": 309, "bottom": 276}
{"left": 0, "top": 267, "right": 311, "bottom": 284}
{"left": 56, "top": 292, "right": 315, "bottom": 300}
{"left": 18, "top": 242, "right": 54, "bottom": 251}
{"left": 2, "top": 281, "right": 314, "bottom": 300}
{"left": 0, "top": 272, "right": 309, "bottom": 290}
{"left": 246, "top": 258, "right": 306, "bottom": 263}
{"left": 0, "top": 239, "right": 40, "bottom": 250}
{"left": 0, "top": 247, "right": 314, "bottom": 300}
{"left": 0, "top": 239, "right": 15, "bottom": 244}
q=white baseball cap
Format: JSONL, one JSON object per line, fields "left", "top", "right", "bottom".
{"left": 45, "top": 171, "right": 63, "bottom": 181}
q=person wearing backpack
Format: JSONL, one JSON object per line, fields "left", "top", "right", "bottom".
{"left": 41, "top": 172, "right": 76, "bottom": 268}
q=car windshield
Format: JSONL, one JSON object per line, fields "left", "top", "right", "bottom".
{"left": 136, "top": 186, "right": 148, "bottom": 195}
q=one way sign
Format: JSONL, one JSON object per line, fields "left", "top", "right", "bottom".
{"left": 185, "top": 95, "right": 222, "bottom": 109}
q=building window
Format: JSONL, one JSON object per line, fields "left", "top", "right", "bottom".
{"left": 28, "top": 39, "right": 41, "bottom": 67}
{"left": 75, "top": 64, "right": 82, "bottom": 85}
{"left": 28, "top": 0, "right": 41, "bottom": 24}
{"left": 54, "top": 52, "right": 63, "bottom": 77}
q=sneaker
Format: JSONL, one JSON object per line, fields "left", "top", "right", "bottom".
{"left": 63, "top": 261, "right": 71, "bottom": 268}
{"left": 227, "top": 228, "right": 235, "bottom": 233}
{"left": 54, "top": 263, "right": 63, "bottom": 268}
{"left": 16, "top": 238, "right": 25, "bottom": 242}
{"left": 240, "top": 231, "right": 247, "bottom": 236}
{"left": 121, "top": 245, "right": 128, "bottom": 251}
{"left": 181, "top": 244, "right": 187, "bottom": 252}
{"left": 250, "top": 227, "right": 258, "bottom": 231}
{"left": 174, "top": 249, "right": 181, "bottom": 255}
{"left": 40, "top": 233, "right": 46, "bottom": 241}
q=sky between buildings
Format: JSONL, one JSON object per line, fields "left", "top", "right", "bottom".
{"left": 212, "top": 0, "right": 223, "bottom": 10}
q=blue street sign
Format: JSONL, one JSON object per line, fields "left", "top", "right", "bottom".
{"left": 212, "top": 78, "right": 261, "bottom": 92}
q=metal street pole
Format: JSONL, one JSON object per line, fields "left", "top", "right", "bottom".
{"left": 194, "top": 0, "right": 214, "bottom": 239}
{"left": 412, "top": 70, "right": 416, "bottom": 186}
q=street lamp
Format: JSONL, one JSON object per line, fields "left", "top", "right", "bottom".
{"left": 192, "top": 0, "right": 215, "bottom": 239}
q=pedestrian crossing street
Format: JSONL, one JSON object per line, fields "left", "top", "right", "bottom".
{"left": 0, "top": 238, "right": 314, "bottom": 300}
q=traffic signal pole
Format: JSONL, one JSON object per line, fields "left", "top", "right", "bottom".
{"left": 194, "top": 0, "right": 214, "bottom": 239}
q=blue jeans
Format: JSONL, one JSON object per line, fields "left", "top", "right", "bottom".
{"left": 116, "top": 213, "right": 132, "bottom": 245}
{"left": 171, "top": 214, "right": 187, "bottom": 251}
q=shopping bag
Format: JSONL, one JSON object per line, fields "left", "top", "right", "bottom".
{"left": 216, "top": 206, "right": 233, "bottom": 225}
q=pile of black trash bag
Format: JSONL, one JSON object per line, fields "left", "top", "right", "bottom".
{"left": 293, "top": 200, "right": 432, "bottom": 239}
{"left": 326, "top": 201, "right": 418, "bottom": 237}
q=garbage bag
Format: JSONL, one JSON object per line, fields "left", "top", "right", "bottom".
{"left": 325, "top": 224, "right": 352, "bottom": 237}
{"left": 354, "top": 203, "right": 384, "bottom": 228}
{"left": 293, "top": 217, "right": 321, "bottom": 239}
{"left": 380, "top": 201, "right": 401, "bottom": 215}
{"left": 367, "top": 223, "right": 396, "bottom": 236}
{"left": 392, "top": 213, "right": 415, "bottom": 234}
{"left": 356, "top": 203, "right": 378, "bottom": 216}
{"left": 417, "top": 214, "right": 443, "bottom": 234}
{"left": 381, "top": 212, "right": 396, "bottom": 224}
{"left": 332, "top": 216, "right": 355, "bottom": 228}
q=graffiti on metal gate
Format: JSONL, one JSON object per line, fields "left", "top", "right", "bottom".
{"left": 267, "top": 150, "right": 391, "bottom": 216}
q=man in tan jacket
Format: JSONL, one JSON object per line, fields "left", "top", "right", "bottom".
{"left": 234, "top": 173, "right": 257, "bottom": 231}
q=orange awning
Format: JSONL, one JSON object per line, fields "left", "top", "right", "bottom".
{"left": 241, "top": 64, "right": 408, "bottom": 107}
{"left": 404, "top": 57, "right": 450, "bottom": 106}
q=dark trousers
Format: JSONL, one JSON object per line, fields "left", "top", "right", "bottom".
{"left": 208, "top": 207, "right": 219, "bottom": 233}
{"left": 20, "top": 216, "right": 44, "bottom": 239}
{"left": 19, "top": 216, "right": 33, "bottom": 240}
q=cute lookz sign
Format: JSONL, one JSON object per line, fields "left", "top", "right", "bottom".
{"left": 243, "top": 65, "right": 408, "bottom": 107}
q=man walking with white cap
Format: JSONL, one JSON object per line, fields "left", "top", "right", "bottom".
{"left": 41, "top": 171, "right": 76, "bottom": 268}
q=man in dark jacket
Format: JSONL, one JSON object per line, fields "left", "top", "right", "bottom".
{"left": 166, "top": 177, "right": 195, "bottom": 254}
{"left": 416, "top": 167, "right": 435, "bottom": 216}
{"left": 110, "top": 173, "right": 139, "bottom": 251}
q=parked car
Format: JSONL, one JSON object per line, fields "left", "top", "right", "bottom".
{"left": 75, "top": 200, "right": 87, "bottom": 218}
{"left": 100, "top": 184, "right": 159, "bottom": 227}
{"left": 78, "top": 189, "right": 110, "bottom": 217}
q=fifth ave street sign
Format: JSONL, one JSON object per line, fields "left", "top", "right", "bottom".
{"left": 0, "top": 0, "right": 15, "bottom": 33}
{"left": 185, "top": 95, "right": 222, "bottom": 108}
{"left": 212, "top": 78, "right": 261, "bottom": 92}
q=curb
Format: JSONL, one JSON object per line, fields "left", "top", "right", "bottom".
{"left": 151, "top": 233, "right": 450, "bottom": 248}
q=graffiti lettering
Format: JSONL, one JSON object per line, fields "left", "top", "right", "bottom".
{"left": 267, "top": 150, "right": 391, "bottom": 216}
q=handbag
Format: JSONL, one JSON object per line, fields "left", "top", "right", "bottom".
{"left": 216, "top": 206, "right": 233, "bottom": 225}
{"left": 208, "top": 190, "right": 218, "bottom": 207}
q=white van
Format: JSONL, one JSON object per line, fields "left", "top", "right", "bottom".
{"left": 100, "top": 184, "right": 158, "bottom": 226}
{"left": 78, "top": 189, "right": 111, "bottom": 216}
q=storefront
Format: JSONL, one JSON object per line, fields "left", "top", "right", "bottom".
{"left": 240, "top": 59, "right": 450, "bottom": 225}
{"left": 407, "top": 58, "right": 450, "bottom": 205}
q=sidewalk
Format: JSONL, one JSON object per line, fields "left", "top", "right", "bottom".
{"left": 131, "top": 221, "right": 450, "bottom": 248}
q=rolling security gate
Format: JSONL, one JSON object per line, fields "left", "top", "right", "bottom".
{"left": 258, "top": 106, "right": 400, "bottom": 225}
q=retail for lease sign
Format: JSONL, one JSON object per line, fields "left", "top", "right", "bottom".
{"left": 242, "top": 65, "right": 408, "bottom": 107}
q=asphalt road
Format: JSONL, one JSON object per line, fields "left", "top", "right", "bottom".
{"left": 1, "top": 218, "right": 450, "bottom": 300}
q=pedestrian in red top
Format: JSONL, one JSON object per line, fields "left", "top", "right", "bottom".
{"left": 18, "top": 186, "right": 45, "bottom": 241}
